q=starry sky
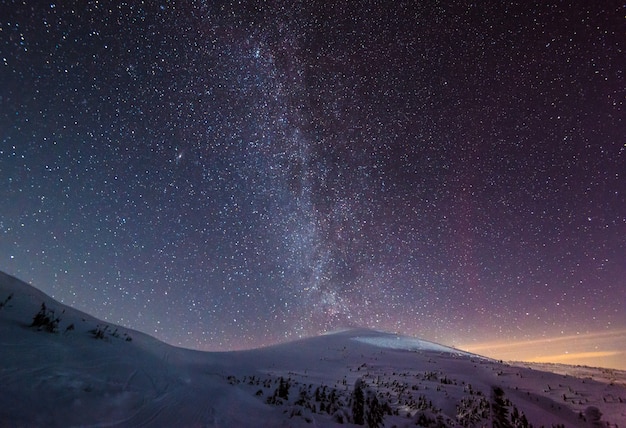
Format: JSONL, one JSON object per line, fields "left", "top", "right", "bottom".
{"left": 1, "top": 1, "right": 625, "bottom": 369}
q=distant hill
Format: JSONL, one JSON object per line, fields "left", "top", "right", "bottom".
{"left": 1, "top": 271, "right": 624, "bottom": 427}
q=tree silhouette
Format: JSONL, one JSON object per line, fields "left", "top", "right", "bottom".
{"left": 491, "top": 386, "right": 512, "bottom": 428}
{"left": 352, "top": 378, "right": 365, "bottom": 425}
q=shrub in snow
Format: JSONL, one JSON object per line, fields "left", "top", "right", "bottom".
{"left": 294, "top": 387, "right": 310, "bottom": 406}
{"left": 584, "top": 406, "right": 603, "bottom": 426}
{"left": 0, "top": 293, "right": 13, "bottom": 310}
{"left": 87, "top": 324, "right": 133, "bottom": 342}
{"left": 30, "top": 302, "right": 61, "bottom": 333}
{"left": 332, "top": 408, "right": 350, "bottom": 424}
{"left": 89, "top": 325, "right": 109, "bottom": 340}
{"left": 456, "top": 394, "right": 490, "bottom": 425}
{"left": 414, "top": 411, "right": 437, "bottom": 426}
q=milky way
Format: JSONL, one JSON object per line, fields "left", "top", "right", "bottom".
{"left": 1, "top": 1, "right": 624, "bottom": 367}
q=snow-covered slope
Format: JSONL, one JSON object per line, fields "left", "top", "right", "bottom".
{"left": 1, "top": 271, "right": 625, "bottom": 427}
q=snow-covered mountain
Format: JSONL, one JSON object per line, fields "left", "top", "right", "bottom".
{"left": 1, "top": 271, "right": 624, "bottom": 427}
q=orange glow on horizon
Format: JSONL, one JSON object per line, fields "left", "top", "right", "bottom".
{"left": 459, "top": 330, "right": 626, "bottom": 371}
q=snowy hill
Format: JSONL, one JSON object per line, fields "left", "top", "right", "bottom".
{"left": 1, "top": 271, "right": 625, "bottom": 427}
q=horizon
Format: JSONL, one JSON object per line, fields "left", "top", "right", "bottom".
{"left": 3, "top": 269, "right": 625, "bottom": 372}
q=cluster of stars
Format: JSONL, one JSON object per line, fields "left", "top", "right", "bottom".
{"left": 0, "top": 1, "right": 624, "bottom": 367}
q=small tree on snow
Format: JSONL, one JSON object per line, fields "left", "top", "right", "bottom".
{"left": 352, "top": 378, "right": 365, "bottom": 425}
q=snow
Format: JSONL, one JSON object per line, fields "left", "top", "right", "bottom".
{"left": 352, "top": 332, "right": 472, "bottom": 355}
{"left": 1, "top": 270, "right": 625, "bottom": 427}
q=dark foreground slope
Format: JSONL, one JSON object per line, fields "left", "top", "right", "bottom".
{"left": 1, "top": 271, "right": 624, "bottom": 427}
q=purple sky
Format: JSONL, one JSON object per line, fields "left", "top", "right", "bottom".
{"left": 1, "top": 1, "right": 624, "bottom": 368}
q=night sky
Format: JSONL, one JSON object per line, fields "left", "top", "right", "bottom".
{"left": 1, "top": 1, "right": 625, "bottom": 368}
